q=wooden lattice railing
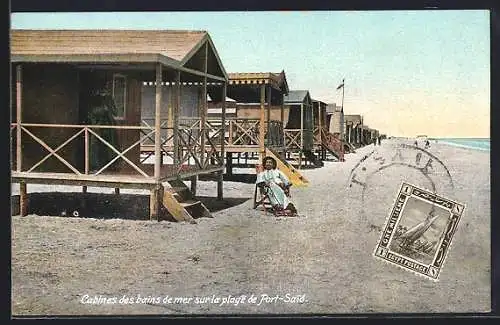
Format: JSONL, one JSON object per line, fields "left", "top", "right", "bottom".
{"left": 284, "top": 129, "right": 302, "bottom": 150}
{"left": 11, "top": 122, "right": 223, "bottom": 177}
{"left": 141, "top": 117, "right": 285, "bottom": 148}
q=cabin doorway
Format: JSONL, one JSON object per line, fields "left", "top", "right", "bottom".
{"left": 77, "top": 70, "right": 120, "bottom": 172}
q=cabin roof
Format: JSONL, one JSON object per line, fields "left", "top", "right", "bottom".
{"left": 344, "top": 114, "right": 362, "bottom": 123}
{"left": 11, "top": 29, "right": 205, "bottom": 61}
{"left": 312, "top": 99, "right": 327, "bottom": 105}
{"left": 284, "top": 90, "right": 310, "bottom": 104}
{"left": 228, "top": 71, "right": 289, "bottom": 93}
{"left": 11, "top": 29, "right": 228, "bottom": 80}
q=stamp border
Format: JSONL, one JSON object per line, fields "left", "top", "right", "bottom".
{"left": 373, "top": 181, "right": 466, "bottom": 281}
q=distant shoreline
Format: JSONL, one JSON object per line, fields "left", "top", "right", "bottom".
{"left": 434, "top": 139, "right": 490, "bottom": 152}
{"left": 388, "top": 137, "right": 490, "bottom": 152}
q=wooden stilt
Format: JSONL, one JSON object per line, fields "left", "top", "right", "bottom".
{"left": 20, "top": 182, "right": 28, "bottom": 216}
{"left": 82, "top": 186, "right": 87, "bottom": 193}
{"left": 16, "top": 65, "right": 23, "bottom": 173}
{"left": 226, "top": 152, "right": 233, "bottom": 175}
{"left": 190, "top": 175, "right": 197, "bottom": 196}
{"left": 149, "top": 184, "right": 164, "bottom": 221}
{"left": 154, "top": 63, "right": 163, "bottom": 181}
{"left": 217, "top": 171, "right": 223, "bottom": 201}
{"left": 259, "top": 83, "right": 265, "bottom": 161}
{"left": 114, "top": 188, "right": 120, "bottom": 195}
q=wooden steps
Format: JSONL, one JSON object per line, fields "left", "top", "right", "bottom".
{"left": 265, "top": 148, "right": 309, "bottom": 187}
{"left": 162, "top": 179, "right": 212, "bottom": 223}
{"left": 303, "top": 150, "right": 324, "bottom": 167}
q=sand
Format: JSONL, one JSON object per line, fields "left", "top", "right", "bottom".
{"left": 10, "top": 138, "right": 491, "bottom": 315}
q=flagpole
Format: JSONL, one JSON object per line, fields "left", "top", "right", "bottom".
{"left": 341, "top": 79, "right": 345, "bottom": 161}
{"left": 341, "top": 78, "right": 345, "bottom": 113}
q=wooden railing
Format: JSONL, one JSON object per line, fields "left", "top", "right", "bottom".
{"left": 11, "top": 122, "right": 223, "bottom": 177}
{"left": 141, "top": 117, "right": 285, "bottom": 148}
{"left": 313, "top": 126, "right": 322, "bottom": 143}
{"left": 321, "top": 128, "right": 343, "bottom": 156}
{"left": 284, "top": 129, "right": 302, "bottom": 150}
{"left": 11, "top": 123, "right": 153, "bottom": 177}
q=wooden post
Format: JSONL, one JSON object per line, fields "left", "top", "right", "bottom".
{"left": 217, "top": 170, "right": 223, "bottom": 200}
{"left": 266, "top": 85, "right": 271, "bottom": 140}
{"left": 174, "top": 71, "right": 181, "bottom": 168}
{"left": 318, "top": 103, "right": 322, "bottom": 146}
{"left": 19, "top": 182, "right": 28, "bottom": 216}
{"left": 167, "top": 85, "right": 174, "bottom": 146}
{"left": 281, "top": 97, "right": 285, "bottom": 126}
{"left": 84, "top": 127, "right": 89, "bottom": 174}
{"left": 300, "top": 103, "right": 304, "bottom": 149}
{"left": 149, "top": 184, "right": 163, "bottom": 221}
{"left": 82, "top": 186, "right": 87, "bottom": 193}
{"left": 190, "top": 175, "right": 197, "bottom": 196}
{"left": 221, "top": 82, "right": 227, "bottom": 161}
{"left": 311, "top": 102, "right": 315, "bottom": 145}
{"left": 220, "top": 82, "right": 227, "bottom": 202}
{"left": 16, "top": 64, "right": 22, "bottom": 172}
{"left": 281, "top": 99, "right": 285, "bottom": 148}
{"left": 115, "top": 188, "right": 120, "bottom": 195}
{"left": 259, "top": 83, "right": 265, "bottom": 161}
{"left": 226, "top": 152, "right": 233, "bottom": 174}
{"left": 200, "top": 43, "right": 208, "bottom": 167}
{"left": 154, "top": 63, "right": 162, "bottom": 181}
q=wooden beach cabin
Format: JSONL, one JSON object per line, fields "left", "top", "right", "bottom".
{"left": 312, "top": 99, "right": 328, "bottom": 160}
{"left": 344, "top": 114, "right": 363, "bottom": 148}
{"left": 361, "top": 125, "right": 372, "bottom": 145}
{"left": 283, "top": 90, "right": 321, "bottom": 167}
{"left": 11, "top": 29, "right": 229, "bottom": 223}
{"left": 371, "top": 129, "right": 380, "bottom": 143}
{"left": 206, "top": 71, "right": 309, "bottom": 186}
{"left": 225, "top": 72, "right": 289, "bottom": 155}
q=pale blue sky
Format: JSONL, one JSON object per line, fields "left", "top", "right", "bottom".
{"left": 10, "top": 11, "right": 490, "bottom": 137}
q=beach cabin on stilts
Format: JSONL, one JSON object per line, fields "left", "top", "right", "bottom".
{"left": 207, "top": 71, "right": 308, "bottom": 187}
{"left": 322, "top": 103, "right": 347, "bottom": 161}
{"left": 344, "top": 114, "right": 363, "bottom": 148}
{"left": 283, "top": 90, "right": 322, "bottom": 168}
{"left": 311, "top": 99, "right": 328, "bottom": 163}
{"left": 370, "top": 129, "right": 380, "bottom": 144}
{"left": 361, "top": 125, "right": 371, "bottom": 145}
{"left": 11, "top": 29, "right": 228, "bottom": 223}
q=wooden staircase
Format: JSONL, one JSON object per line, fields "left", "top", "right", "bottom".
{"left": 343, "top": 141, "right": 356, "bottom": 154}
{"left": 321, "top": 129, "right": 344, "bottom": 162}
{"left": 265, "top": 147, "right": 309, "bottom": 187}
{"left": 303, "top": 150, "right": 324, "bottom": 167}
{"left": 162, "top": 179, "right": 212, "bottom": 223}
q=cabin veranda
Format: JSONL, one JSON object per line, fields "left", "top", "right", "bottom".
{"left": 10, "top": 29, "right": 229, "bottom": 222}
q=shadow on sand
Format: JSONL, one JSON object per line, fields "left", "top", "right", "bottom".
{"left": 198, "top": 173, "right": 257, "bottom": 184}
{"left": 11, "top": 192, "right": 251, "bottom": 221}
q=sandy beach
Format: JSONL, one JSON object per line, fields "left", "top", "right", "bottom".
{"left": 11, "top": 138, "right": 491, "bottom": 315}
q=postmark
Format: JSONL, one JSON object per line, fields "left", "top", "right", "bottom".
{"left": 346, "top": 141, "right": 455, "bottom": 224}
{"left": 373, "top": 181, "right": 465, "bottom": 281}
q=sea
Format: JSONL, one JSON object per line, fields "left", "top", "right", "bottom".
{"left": 431, "top": 138, "right": 490, "bottom": 152}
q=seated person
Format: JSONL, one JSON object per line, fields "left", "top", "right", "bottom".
{"left": 256, "top": 156, "right": 298, "bottom": 217}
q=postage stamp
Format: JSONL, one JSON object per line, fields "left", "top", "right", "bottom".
{"left": 373, "top": 181, "right": 465, "bottom": 281}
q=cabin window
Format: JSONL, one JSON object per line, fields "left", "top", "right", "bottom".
{"left": 112, "top": 74, "right": 127, "bottom": 119}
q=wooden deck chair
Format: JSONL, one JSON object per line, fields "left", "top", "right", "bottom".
{"left": 253, "top": 183, "right": 296, "bottom": 217}
{"left": 253, "top": 183, "right": 274, "bottom": 213}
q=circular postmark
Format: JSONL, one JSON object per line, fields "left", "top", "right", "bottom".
{"left": 347, "top": 140, "right": 455, "bottom": 229}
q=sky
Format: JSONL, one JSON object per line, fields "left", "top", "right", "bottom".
{"left": 10, "top": 10, "right": 490, "bottom": 138}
